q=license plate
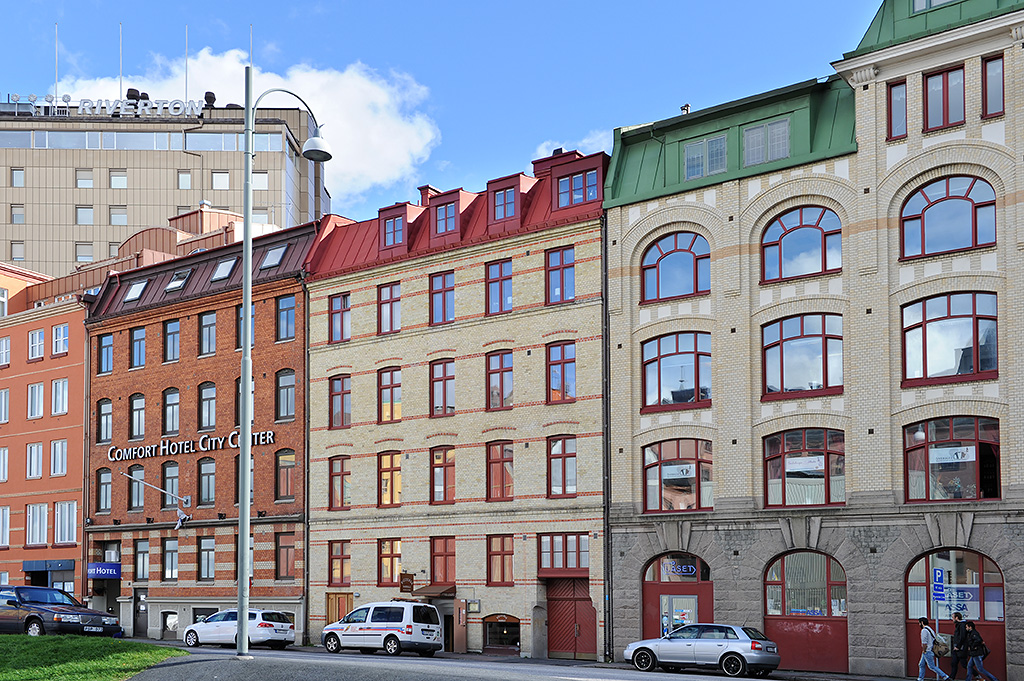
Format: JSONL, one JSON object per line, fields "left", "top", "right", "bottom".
{"left": 276, "top": 629, "right": 288, "bottom": 634}
{"left": 767, "top": 646, "right": 777, "bottom": 653}
{"left": 83, "top": 626, "right": 103, "bottom": 632}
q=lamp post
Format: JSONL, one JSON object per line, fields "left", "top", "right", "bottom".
{"left": 237, "top": 65, "right": 331, "bottom": 659}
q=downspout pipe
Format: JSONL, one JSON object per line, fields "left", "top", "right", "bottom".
{"left": 600, "top": 210, "right": 614, "bottom": 662}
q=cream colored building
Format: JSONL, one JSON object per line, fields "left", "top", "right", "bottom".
{"left": 603, "top": 1, "right": 1021, "bottom": 677}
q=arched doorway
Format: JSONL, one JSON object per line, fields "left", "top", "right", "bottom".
{"left": 482, "top": 613, "right": 520, "bottom": 655}
{"left": 904, "top": 549, "right": 1004, "bottom": 678}
{"left": 641, "top": 552, "right": 713, "bottom": 639}
{"left": 763, "top": 551, "right": 848, "bottom": 672}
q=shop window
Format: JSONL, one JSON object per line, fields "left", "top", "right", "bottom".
{"left": 902, "top": 292, "right": 996, "bottom": 386}
{"left": 765, "top": 551, "right": 847, "bottom": 617}
{"left": 904, "top": 416, "right": 1000, "bottom": 502}
{"left": 643, "top": 439, "right": 713, "bottom": 512}
{"left": 761, "top": 207, "right": 841, "bottom": 282}
{"left": 641, "top": 232, "right": 710, "bottom": 302}
{"left": 764, "top": 428, "right": 845, "bottom": 507}
{"left": 906, "top": 549, "right": 1003, "bottom": 622}
{"left": 483, "top": 614, "right": 520, "bottom": 655}
{"left": 901, "top": 176, "right": 995, "bottom": 258}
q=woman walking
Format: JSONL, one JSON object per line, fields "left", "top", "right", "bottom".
{"left": 963, "top": 620, "right": 998, "bottom": 681}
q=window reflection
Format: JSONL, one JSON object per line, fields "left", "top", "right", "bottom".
{"left": 901, "top": 176, "right": 995, "bottom": 258}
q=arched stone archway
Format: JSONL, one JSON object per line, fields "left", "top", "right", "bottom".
{"left": 640, "top": 552, "right": 713, "bottom": 639}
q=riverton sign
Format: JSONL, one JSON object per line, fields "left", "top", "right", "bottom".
{"left": 107, "top": 429, "right": 277, "bottom": 462}
{"left": 77, "top": 99, "right": 205, "bottom": 116}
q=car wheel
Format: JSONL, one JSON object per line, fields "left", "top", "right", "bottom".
{"left": 720, "top": 652, "right": 747, "bottom": 678}
{"left": 324, "top": 634, "right": 341, "bottom": 654}
{"left": 26, "top": 620, "right": 45, "bottom": 636}
{"left": 418, "top": 650, "right": 435, "bottom": 657}
{"left": 632, "top": 648, "right": 657, "bottom": 672}
{"left": 184, "top": 630, "right": 200, "bottom": 647}
{"left": 269, "top": 641, "right": 287, "bottom": 650}
{"left": 359, "top": 647, "right": 376, "bottom": 654}
{"left": 383, "top": 635, "right": 401, "bottom": 656}
{"left": 753, "top": 671, "right": 771, "bottom": 678}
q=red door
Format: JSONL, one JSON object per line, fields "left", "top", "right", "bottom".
{"left": 547, "top": 578, "right": 597, "bottom": 660}
{"left": 764, "top": 617, "right": 848, "bottom": 673}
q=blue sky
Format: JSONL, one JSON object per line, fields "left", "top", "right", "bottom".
{"left": 5, "top": 1, "right": 880, "bottom": 221}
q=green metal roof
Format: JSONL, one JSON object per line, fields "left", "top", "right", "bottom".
{"left": 604, "top": 75, "right": 856, "bottom": 209}
{"left": 846, "top": 0, "right": 1024, "bottom": 59}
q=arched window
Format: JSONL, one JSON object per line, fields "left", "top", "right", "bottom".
{"left": 641, "top": 232, "right": 710, "bottom": 302}
{"left": 162, "top": 388, "right": 179, "bottom": 435}
{"left": 765, "top": 428, "right": 845, "bottom": 506}
{"left": 643, "top": 439, "right": 713, "bottom": 512}
{"left": 906, "top": 549, "right": 1003, "bottom": 622}
{"left": 761, "top": 206, "right": 841, "bottom": 282}
{"left": 765, "top": 551, "right": 847, "bottom": 617}
{"left": 902, "top": 292, "right": 997, "bottom": 386}
{"left": 641, "top": 332, "right": 711, "bottom": 410}
{"left": 901, "top": 176, "right": 995, "bottom": 258}
{"left": 763, "top": 314, "right": 843, "bottom": 397}
{"left": 904, "top": 416, "right": 1000, "bottom": 502}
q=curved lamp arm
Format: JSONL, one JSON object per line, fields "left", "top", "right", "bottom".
{"left": 252, "top": 87, "right": 323, "bottom": 131}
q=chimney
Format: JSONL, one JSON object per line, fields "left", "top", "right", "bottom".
{"left": 418, "top": 184, "right": 441, "bottom": 206}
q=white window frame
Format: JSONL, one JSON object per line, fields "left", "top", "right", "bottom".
{"left": 52, "top": 323, "right": 69, "bottom": 354}
{"left": 26, "top": 503, "right": 47, "bottom": 545}
{"left": 252, "top": 171, "right": 269, "bottom": 191}
{"left": 27, "top": 443, "right": 43, "bottom": 479}
{"left": 75, "top": 205, "right": 94, "bottom": 225}
{"left": 212, "top": 171, "right": 230, "bottom": 190}
{"left": 0, "top": 447, "right": 7, "bottom": 481}
{"left": 0, "top": 336, "right": 8, "bottom": 364}
{"left": 51, "top": 378, "right": 68, "bottom": 415}
{"left": 0, "top": 506, "right": 8, "bottom": 546}
{"left": 684, "top": 134, "right": 727, "bottom": 181}
{"left": 0, "top": 289, "right": 6, "bottom": 317}
{"left": 109, "top": 169, "right": 128, "bottom": 189}
{"left": 0, "top": 389, "right": 8, "bottom": 424}
{"left": 50, "top": 439, "right": 67, "bottom": 477}
{"left": 743, "top": 118, "right": 789, "bottom": 167}
{"left": 178, "top": 170, "right": 192, "bottom": 190}
{"left": 28, "top": 382, "right": 44, "bottom": 419}
{"left": 55, "top": 500, "right": 76, "bottom": 544}
{"left": 28, "top": 329, "right": 44, "bottom": 359}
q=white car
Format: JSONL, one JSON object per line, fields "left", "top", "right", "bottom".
{"left": 183, "top": 609, "right": 295, "bottom": 649}
{"left": 321, "top": 601, "right": 443, "bottom": 656}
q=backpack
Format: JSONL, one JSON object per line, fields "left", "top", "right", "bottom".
{"left": 927, "top": 627, "right": 950, "bottom": 657}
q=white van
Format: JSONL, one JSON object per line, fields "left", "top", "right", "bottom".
{"left": 321, "top": 600, "right": 443, "bottom": 657}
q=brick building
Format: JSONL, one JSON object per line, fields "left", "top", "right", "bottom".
{"left": 304, "top": 149, "right": 608, "bottom": 658}
{"left": 603, "top": 0, "right": 1021, "bottom": 676}
{"left": 82, "top": 219, "right": 329, "bottom": 640}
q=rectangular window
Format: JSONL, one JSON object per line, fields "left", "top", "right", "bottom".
{"left": 430, "top": 272, "right": 455, "bottom": 325}
{"left": 913, "top": 0, "right": 958, "bottom": 11}
{"left": 888, "top": 81, "right": 907, "bottom": 139}
{"left": 199, "top": 383, "right": 216, "bottom": 430}
{"left": 198, "top": 458, "right": 215, "bottom": 504}
{"left": 252, "top": 171, "right": 269, "bottom": 191}
{"left": 54, "top": 500, "right": 76, "bottom": 544}
{"left": 378, "top": 452, "right": 401, "bottom": 507}
{"left": 430, "top": 360, "right": 455, "bottom": 417}
{"left": 51, "top": 378, "right": 68, "bottom": 415}
{"left": 97, "top": 401, "right": 112, "bottom": 443}
{"left": 557, "top": 170, "right": 598, "bottom": 207}
{"left": 547, "top": 342, "right": 576, "bottom": 403}
{"left": 260, "top": 244, "right": 287, "bottom": 269}
{"left": 378, "top": 368, "right": 401, "bottom": 422}
{"left": 163, "top": 539, "right": 178, "bottom": 581}
{"left": 546, "top": 246, "right": 575, "bottom": 304}
{"left": 486, "top": 259, "right": 512, "bottom": 314}
{"left": 98, "top": 334, "right": 113, "bottom": 373}
{"left": 199, "top": 311, "right": 216, "bottom": 355}
{"left": 431, "top": 537, "right": 456, "bottom": 585}
{"left": 253, "top": 208, "right": 268, "bottom": 224}
{"left": 28, "top": 383, "right": 44, "bottom": 419}
{"left": 26, "top": 503, "right": 47, "bottom": 545}
{"left": 211, "top": 258, "right": 236, "bottom": 282}
{"left": 329, "top": 540, "right": 351, "bottom": 586}
{"left": 109, "top": 242, "right": 119, "bottom": 258}
{"left": 11, "top": 242, "right": 24, "bottom": 261}
{"left": 11, "top": 168, "right": 24, "bottom": 187}
{"left": 378, "top": 538, "right": 401, "bottom": 586}
{"left": 548, "top": 435, "right": 578, "bottom": 498}
{"left": 276, "top": 295, "right": 296, "bottom": 341}
{"left": 276, "top": 450, "right": 295, "bottom": 500}
{"left": 123, "top": 280, "right": 147, "bottom": 302}
{"left": 431, "top": 447, "right": 455, "bottom": 504}
{"left": 924, "top": 66, "right": 965, "bottom": 131}
{"left": 177, "top": 170, "right": 191, "bottom": 190}
{"left": 212, "top": 171, "right": 229, "bottom": 190}
{"left": 384, "top": 216, "right": 403, "bottom": 246}
{"left": 109, "top": 206, "right": 128, "bottom": 225}
{"left": 494, "top": 188, "right": 515, "bottom": 220}
{"left": 378, "top": 282, "right": 401, "bottom": 334}
{"left": 28, "top": 328, "right": 44, "bottom": 359}
{"left": 0, "top": 389, "right": 7, "bottom": 423}
{"left": 329, "top": 457, "right": 351, "bottom": 509}
{"left": 436, "top": 202, "right": 456, "bottom": 234}
{"left": 75, "top": 242, "right": 94, "bottom": 262}
{"left": 0, "top": 507, "right": 9, "bottom": 547}
{"left": 130, "top": 327, "right": 146, "bottom": 368}
{"left": 129, "top": 468, "right": 145, "bottom": 509}
{"left": 76, "top": 206, "right": 94, "bottom": 225}
{"left": 0, "top": 290, "right": 5, "bottom": 317}
{"left": 109, "top": 169, "right": 127, "bottom": 189}
{"left": 167, "top": 270, "right": 192, "bottom": 292}
{"left": 76, "top": 169, "right": 93, "bottom": 188}
{"left": 487, "top": 535, "right": 514, "bottom": 585}
{"left": 0, "top": 336, "right": 8, "bottom": 365}
{"left": 27, "top": 443, "right": 43, "bottom": 479}
{"left": 486, "top": 351, "right": 513, "bottom": 410}
{"left": 11, "top": 205, "right": 24, "bottom": 224}
{"left": 162, "top": 463, "right": 178, "bottom": 507}
{"left": 487, "top": 441, "right": 514, "bottom": 501}
{"left": 276, "top": 533, "right": 296, "bottom": 580}
{"left": 164, "top": 320, "right": 180, "bottom": 362}
{"left": 135, "top": 540, "right": 150, "bottom": 581}
{"left": 52, "top": 323, "right": 69, "bottom": 355}
{"left": 684, "top": 134, "right": 727, "bottom": 180}
{"left": 329, "top": 294, "right": 351, "bottom": 342}
{"left": 0, "top": 447, "right": 6, "bottom": 481}
{"left": 744, "top": 119, "right": 789, "bottom": 166}
{"left": 198, "top": 537, "right": 216, "bottom": 581}
{"left": 983, "top": 56, "right": 1004, "bottom": 118}
{"left": 538, "top": 533, "right": 589, "bottom": 576}
{"left": 164, "top": 389, "right": 179, "bottom": 435}
{"left": 329, "top": 375, "right": 351, "bottom": 429}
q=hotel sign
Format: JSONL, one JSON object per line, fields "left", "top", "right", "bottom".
{"left": 77, "top": 99, "right": 204, "bottom": 117}
{"left": 107, "top": 429, "right": 277, "bottom": 462}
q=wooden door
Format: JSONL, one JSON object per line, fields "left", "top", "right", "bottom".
{"left": 325, "top": 592, "right": 352, "bottom": 626}
{"left": 547, "top": 578, "right": 596, "bottom": 660}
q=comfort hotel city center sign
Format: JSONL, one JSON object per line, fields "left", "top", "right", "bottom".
{"left": 106, "top": 430, "right": 278, "bottom": 462}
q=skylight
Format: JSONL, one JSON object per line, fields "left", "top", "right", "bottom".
{"left": 124, "top": 280, "right": 148, "bottom": 302}
{"left": 260, "top": 245, "right": 288, "bottom": 269}
{"left": 211, "top": 258, "right": 237, "bottom": 282}
{"left": 165, "top": 269, "right": 191, "bottom": 292}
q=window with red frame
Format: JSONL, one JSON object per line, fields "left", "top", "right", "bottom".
{"left": 430, "top": 272, "right": 455, "bottom": 325}
{"left": 764, "top": 428, "right": 845, "bottom": 507}
{"left": 547, "top": 342, "right": 576, "bottom": 403}
{"left": 888, "top": 80, "right": 907, "bottom": 140}
{"left": 275, "top": 449, "right": 295, "bottom": 501}
{"left": 487, "top": 441, "right": 514, "bottom": 501}
{"left": 905, "top": 416, "right": 1000, "bottom": 502}
{"left": 903, "top": 292, "right": 997, "bottom": 386}
{"left": 546, "top": 246, "right": 575, "bottom": 304}
{"left": 641, "top": 232, "right": 710, "bottom": 302}
{"left": 329, "top": 540, "right": 350, "bottom": 586}
{"left": 487, "top": 535, "right": 514, "bottom": 585}
{"left": 983, "top": 56, "right": 1004, "bottom": 118}
{"left": 328, "top": 456, "right": 351, "bottom": 510}
{"left": 761, "top": 207, "right": 841, "bottom": 282}
{"left": 557, "top": 170, "right": 597, "bottom": 207}
{"left": 548, "top": 436, "right": 577, "bottom": 498}
{"left": 430, "top": 360, "right": 455, "bottom": 416}
{"left": 763, "top": 314, "right": 843, "bottom": 398}
{"left": 329, "top": 375, "right": 351, "bottom": 428}
{"left": 378, "top": 283, "right": 400, "bottom": 334}
{"left": 486, "top": 260, "right": 512, "bottom": 314}
{"left": 384, "top": 216, "right": 403, "bottom": 246}
{"left": 431, "top": 536, "right": 455, "bottom": 584}
{"left": 765, "top": 551, "right": 846, "bottom": 617}
{"left": 901, "top": 176, "right": 995, "bottom": 258}
{"left": 436, "top": 203, "right": 456, "bottom": 234}
{"left": 538, "top": 533, "right": 589, "bottom": 577}
{"left": 378, "top": 451, "right": 401, "bottom": 507}
{"left": 923, "top": 66, "right": 964, "bottom": 132}
{"left": 643, "top": 439, "right": 713, "bottom": 512}
{"left": 276, "top": 533, "right": 295, "bottom": 580}
{"left": 378, "top": 368, "right": 401, "bottom": 422}
{"left": 430, "top": 446, "right": 455, "bottom": 504}
{"left": 642, "top": 332, "right": 711, "bottom": 410}
{"left": 378, "top": 538, "right": 401, "bottom": 586}
{"left": 486, "top": 351, "right": 513, "bottom": 409}
{"left": 494, "top": 188, "right": 515, "bottom": 220}
{"left": 329, "top": 293, "right": 350, "bottom": 343}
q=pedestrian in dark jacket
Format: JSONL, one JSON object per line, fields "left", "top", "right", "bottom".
{"left": 963, "top": 621, "right": 998, "bottom": 681}
{"left": 949, "top": 612, "right": 968, "bottom": 679}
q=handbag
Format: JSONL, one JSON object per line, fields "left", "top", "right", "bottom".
{"left": 930, "top": 628, "right": 950, "bottom": 657}
{"left": 981, "top": 643, "right": 990, "bottom": 659}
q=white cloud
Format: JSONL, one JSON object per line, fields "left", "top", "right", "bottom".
{"left": 531, "top": 129, "right": 612, "bottom": 166}
{"left": 56, "top": 47, "right": 440, "bottom": 210}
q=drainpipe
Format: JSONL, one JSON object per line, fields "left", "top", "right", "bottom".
{"left": 600, "top": 211, "right": 613, "bottom": 662}
{"left": 301, "top": 268, "right": 311, "bottom": 646}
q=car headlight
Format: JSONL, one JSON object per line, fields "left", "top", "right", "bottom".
{"left": 103, "top": 617, "right": 118, "bottom": 625}
{"left": 54, "top": 614, "right": 81, "bottom": 623}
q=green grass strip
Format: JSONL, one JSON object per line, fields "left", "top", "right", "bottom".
{"left": 0, "top": 635, "right": 187, "bottom": 681}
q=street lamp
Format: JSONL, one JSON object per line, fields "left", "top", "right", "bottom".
{"left": 237, "top": 65, "right": 331, "bottom": 659}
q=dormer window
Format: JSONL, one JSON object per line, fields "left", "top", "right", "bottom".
{"left": 211, "top": 258, "right": 237, "bottom": 282}
{"left": 165, "top": 269, "right": 191, "bottom": 292}
{"left": 743, "top": 119, "right": 789, "bottom": 167}
{"left": 436, "top": 203, "right": 456, "bottom": 234}
{"left": 913, "top": 0, "right": 958, "bottom": 12}
{"left": 124, "top": 280, "right": 148, "bottom": 302}
{"left": 685, "top": 135, "right": 727, "bottom": 181}
{"left": 558, "top": 171, "right": 598, "bottom": 208}
{"left": 494, "top": 188, "right": 515, "bottom": 220}
{"left": 384, "top": 216, "right": 404, "bottom": 247}
{"left": 261, "top": 244, "right": 288, "bottom": 269}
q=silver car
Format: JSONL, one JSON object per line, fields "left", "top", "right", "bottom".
{"left": 623, "top": 623, "right": 780, "bottom": 677}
